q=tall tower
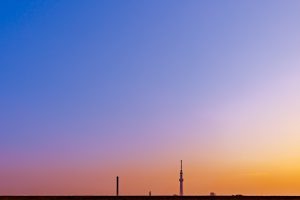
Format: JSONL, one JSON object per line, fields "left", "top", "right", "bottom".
{"left": 179, "top": 160, "right": 184, "bottom": 196}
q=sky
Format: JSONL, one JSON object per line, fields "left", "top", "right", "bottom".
{"left": 1, "top": 0, "right": 300, "bottom": 196}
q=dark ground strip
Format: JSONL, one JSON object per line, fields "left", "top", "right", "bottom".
{"left": 1, "top": 196, "right": 300, "bottom": 200}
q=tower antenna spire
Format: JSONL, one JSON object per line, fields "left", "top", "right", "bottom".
{"left": 181, "top": 160, "right": 182, "bottom": 170}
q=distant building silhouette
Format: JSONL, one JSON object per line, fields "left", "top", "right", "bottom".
{"left": 210, "top": 192, "right": 216, "bottom": 196}
{"left": 179, "top": 160, "right": 184, "bottom": 196}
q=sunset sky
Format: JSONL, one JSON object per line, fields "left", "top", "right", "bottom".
{"left": 1, "top": 0, "right": 300, "bottom": 196}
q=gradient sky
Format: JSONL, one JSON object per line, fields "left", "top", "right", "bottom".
{"left": 1, "top": 0, "right": 300, "bottom": 196}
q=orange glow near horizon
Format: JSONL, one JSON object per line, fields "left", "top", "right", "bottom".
{"left": 2, "top": 157, "right": 300, "bottom": 195}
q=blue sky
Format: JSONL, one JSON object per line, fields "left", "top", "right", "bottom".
{"left": 1, "top": 0, "right": 300, "bottom": 195}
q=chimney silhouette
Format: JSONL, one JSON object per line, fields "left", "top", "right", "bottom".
{"left": 116, "top": 176, "right": 119, "bottom": 196}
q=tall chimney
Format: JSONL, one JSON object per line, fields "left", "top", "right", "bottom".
{"left": 116, "top": 176, "right": 119, "bottom": 196}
